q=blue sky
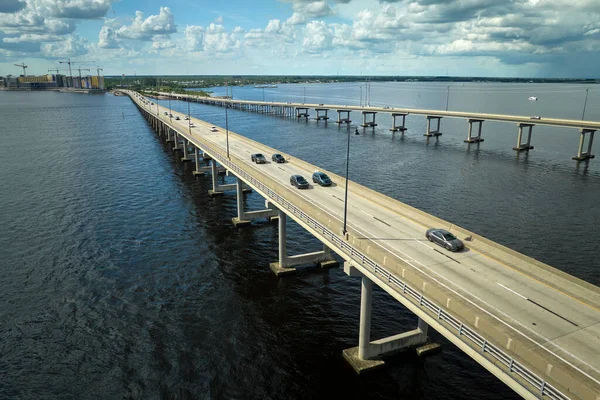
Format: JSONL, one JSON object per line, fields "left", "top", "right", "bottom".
{"left": 1, "top": 0, "right": 600, "bottom": 78}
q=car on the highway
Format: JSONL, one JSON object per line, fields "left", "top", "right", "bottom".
{"left": 164, "top": 112, "right": 168, "bottom": 115}
{"left": 312, "top": 171, "right": 332, "bottom": 186}
{"left": 530, "top": 116, "right": 541, "bottom": 120}
{"left": 251, "top": 153, "right": 267, "bottom": 164}
{"left": 175, "top": 116, "right": 180, "bottom": 120}
{"left": 184, "top": 116, "right": 189, "bottom": 120}
{"left": 425, "top": 228, "right": 464, "bottom": 252}
{"left": 210, "top": 126, "right": 218, "bottom": 132}
{"left": 272, "top": 153, "right": 286, "bottom": 163}
{"left": 290, "top": 174, "right": 309, "bottom": 189}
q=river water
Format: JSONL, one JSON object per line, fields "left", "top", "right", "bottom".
{"left": 1, "top": 82, "right": 599, "bottom": 399}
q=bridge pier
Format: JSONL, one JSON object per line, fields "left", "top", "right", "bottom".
{"left": 296, "top": 107, "right": 309, "bottom": 119}
{"left": 269, "top": 209, "right": 338, "bottom": 276}
{"left": 342, "top": 263, "right": 431, "bottom": 374}
{"left": 232, "top": 179, "right": 274, "bottom": 227}
{"left": 390, "top": 113, "right": 408, "bottom": 132}
{"left": 361, "top": 111, "right": 377, "bottom": 128}
{"left": 208, "top": 161, "right": 236, "bottom": 196}
{"left": 513, "top": 123, "right": 534, "bottom": 151}
{"left": 424, "top": 116, "right": 443, "bottom": 137}
{"left": 573, "top": 128, "right": 596, "bottom": 161}
{"left": 315, "top": 108, "right": 329, "bottom": 121}
{"left": 181, "top": 140, "right": 193, "bottom": 161}
{"left": 172, "top": 132, "right": 182, "bottom": 152}
{"left": 336, "top": 110, "right": 352, "bottom": 124}
{"left": 465, "top": 119, "right": 485, "bottom": 143}
{"left": 165, "top": 128, "right": 174, "bottom": 143}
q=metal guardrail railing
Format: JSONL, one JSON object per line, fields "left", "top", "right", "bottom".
{"left": 133, "top": 97, "right": 572, "bottom": 400}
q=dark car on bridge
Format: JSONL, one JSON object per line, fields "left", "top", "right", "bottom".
{"left": 251, "top": 153, "right": 267, "bottom": 164}
{"left": 272, "top": 153, "right": 286, "bottom": 163}
{"left": 425, "top": 228, "right": 464, "bottom": 252}
{"left": 290, "top": 175, "right": 309, "bottom": 189}
{"left": 312, "top": 171, "right": 332, "bottom": 186}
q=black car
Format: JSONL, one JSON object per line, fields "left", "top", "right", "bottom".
{"left": 312, "top": 171, "right": 332, "bottom": 186}
{"left": 251, "top": 153, "right": 267, "bottom": 164}
{"left": 425, "top": 228, "right": 464, "bottom": 252}
{"left": 272, "top": 153, "right": 286, "bottom": 163}
{"left": 290, "top": 175, "right": 309, "bottom": 189}
{"left": 175, "top": 116, "right": 180, "bottom": 120}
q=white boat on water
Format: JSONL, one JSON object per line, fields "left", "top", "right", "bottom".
{"left": 528, "top": 96, "right": 538, "bottom": 101}
{"left": 255, "top": 84, "right": 278, "bottom": 88}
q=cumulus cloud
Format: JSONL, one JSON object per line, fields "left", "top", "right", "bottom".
{"left": 114, "top": 7, "right": 176, "bottom": 41}
{"left": 40, "top": 0, "right": 116, "bottom": 19}
{"left": 41, "top": 34, "right": 88, "bottom": 58}
{"left": 293, "top": 1, "right": 333, "bottom": 18}
{"left": 184, "top": 23, "right": 241, "bottom": 54}
{"left": 98, "top": 25, "right": 118, "bottom": 48}
{"left": 302, "top": 20, "right": 333, "bottom": 52}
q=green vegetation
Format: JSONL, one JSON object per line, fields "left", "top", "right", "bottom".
{"left": 105, "top": 75, "right": 600, "bottom": 92}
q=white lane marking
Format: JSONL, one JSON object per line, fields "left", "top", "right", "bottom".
{"left": 497, "top": 283, "right": 528, "bottom": 300}
{"left": 360, "top": 209, "right": 373, "bottom": 217}
{"left": 136, "top": 95, "right": 600, "bottom": 381}
{"left": 414, "top": 238, "right": 435, "bottom": 250}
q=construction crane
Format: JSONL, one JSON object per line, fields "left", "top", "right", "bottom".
{"left": 48, "top": 68, "right": 60, "bottom": 74}
{"left": 14, "top": 62, "right": 27, "bottom": 76}
{"left": 58, "top": 59, "right": 94, "bottom": 87}
{"left": 96, "top": 66, "right": 103, "bottom": 77}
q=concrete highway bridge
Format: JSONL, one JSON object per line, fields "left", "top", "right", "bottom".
{"left": 152, "top": 91, "right": 599, "bottom": 162}
{"left": 126, "top": 90, "right": 600, "bottom": 400}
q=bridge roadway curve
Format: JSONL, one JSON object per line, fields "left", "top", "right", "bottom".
{"left": 130, "top": 92, "right": 600, "bottom": 399}
{"left": 160, "top": 91, "right": 600, "bottom": 130}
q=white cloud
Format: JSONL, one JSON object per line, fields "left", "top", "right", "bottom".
{"left": 184, "top": 23, "right": 241, "bottom": 54}
{"left": 98, "top": 25, "right": 118, "bottom": 49}
{"left": 115, "top": 7, "right": 176, "bottom": 41}
{"left": 40, "top": 34, "right": 88, "bottom": 58}
{"left": 293, "top": 1, "right": 333, "bottom": 18}
{"left": 39, "top": 0, "right": 116, "bottom": 19}
{"left": 302, "top": 20, "right": 333, "bottom": 52}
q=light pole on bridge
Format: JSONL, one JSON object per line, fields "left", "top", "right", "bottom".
{"left": 225, "top": 102, "right": 230, "bottom": 159}
{"left": 342, "top": 125, "right": 359, "bottom": 237}
{"left": 582, "top": 88, "right": 589, "bottom": 120}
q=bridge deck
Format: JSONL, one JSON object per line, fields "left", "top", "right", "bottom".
{"left": 131, "top": 93, "right": 600, "bottom": 399}
{"left": 163, "top": 91, "right": 600, "bottom": 130}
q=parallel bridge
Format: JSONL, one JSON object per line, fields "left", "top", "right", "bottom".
{"left": 126, "top": 90, "right": 600, "bottom": 400}
{"left": 155, "top": 90, "right": 598, "bottom": 161}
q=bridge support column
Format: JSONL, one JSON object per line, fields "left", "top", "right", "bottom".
{"left": 296, "top": 107, "right": 309, "bottom": 119}
{"left": 231, "top": 179, "right": 270, "bottom": 227}
{"left": 269, "top": 209, "right": 338, "bottom": 276}
{"left": 513, "top": 123, "right": 534, "bottom": 151}
{"left": 172, "top": 132, "right": 181, "bottom": 152}
{"left": 193, "top": 146, "right": 207, "bottom": 176}
{"left": 343, "top": 262, "right": 431, "bottom": 374}
{"left": 572, "top": 128, "right": 596, "bottom": 161}
{"left": 336, "top": 110, "right": 352, "bottom": 124}
{"left": 390, "top": 113, "right": 408, "bottom": 132}
{"left": 465, "top": 119, "right": 485, "bottom": 143}
{"left": 315, "top": 108, "right": 329, "bottom": 121}
{"left": 208, "top": 161, "right": 236, "bottom": 197}
{"left": 166, "top": 128, "right": 174, "bottom": 143}
{"left": 424, "top": 116, "right": 443, "bottom": 136}
{"left": 181, "top": 140, "right": 193, "bottom": 161}
{"left": 361, "top": 111, "right": 377, "bottom": 127}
